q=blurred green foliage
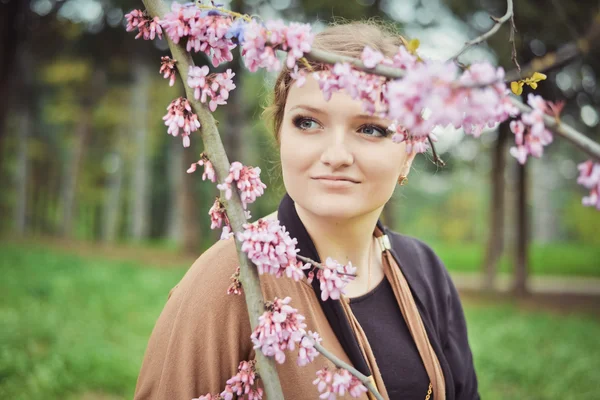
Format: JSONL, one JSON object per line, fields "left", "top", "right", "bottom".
{"left": 1, "top": 244, "right": 598, "bottom": 399}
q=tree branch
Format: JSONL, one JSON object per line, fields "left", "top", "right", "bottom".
{"left": 510, "top": 98, "right": 600, "bottom": 162}
{"left": 504, "top": 11, "right": 600, "bottom": 82}
{"left": 450, "top": 0, "right": 514, "bottom": 61}
{"left": 307, "top": 335, "right": 385, "bottom": 400}
{"left": 141, "top": 1, "right": 285, "bottom": 398}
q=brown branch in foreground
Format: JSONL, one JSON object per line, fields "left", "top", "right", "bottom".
{"left": 141, "top": 1, "right": 285, "bottom": 399}
{"left": 450, "top": 0, "right": 514, "bottom": 61}
{"left": 307, "top": 335, "right": 385, "bottom": 400}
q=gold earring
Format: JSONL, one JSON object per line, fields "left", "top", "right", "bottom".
{"left": 398, "top": 175, "right": 408, "bottom": 186}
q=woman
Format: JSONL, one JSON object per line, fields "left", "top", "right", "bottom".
{"left": 134, "top": 21, "right": 479, "bottom": 400}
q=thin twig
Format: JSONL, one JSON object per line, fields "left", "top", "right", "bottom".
{"left": 296, "top": 254, "right": 357, "bottom": 278}
{"left": 307, "top": 336, "right": 385, "bottom": 400}
{"left": 428, "top": 136, "right": 446, "bottom": 167}
{"left": 450, "top": 0, "right": 514, "bottom": 61}
{"left": 504, "top": 12, "right": 600, "bottom": 82}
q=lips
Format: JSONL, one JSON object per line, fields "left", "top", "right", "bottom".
{"left": 312, "top": 176, "right": 359, "bottom": 183}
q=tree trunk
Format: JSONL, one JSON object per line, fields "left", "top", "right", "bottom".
{"left": 60, "top": 105, "right": 92, "bottom": 237}
{"left": 482, "top": 123, "right": 509, "bottom": 291}
{"left": 513, "top": 161, "right": 529, "bottom": 296}
{"left": 166, "top": 138, "right": 184, "bottom": 243}
{"left": 101, "top": 147, "right": 124, "bottom": 243}
{"left": 0, "top": 0, "right": 28, "bottom": 174}
{"left": 128, "top": 58, "right": 152, "bottom": 241}
{"left": 182, "top": 146, "right": 201, "bottom": 254}
{"left": 13, "top": 41, "right": 33, "bottom": 236}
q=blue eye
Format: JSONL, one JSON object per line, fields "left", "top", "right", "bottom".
{"left": 293, "top": 116, "right": 321, "bottom": 131}
{"left": 360, "top": 124, "right": 389, "bottom": 137}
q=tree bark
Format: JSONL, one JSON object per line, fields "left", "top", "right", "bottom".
{"left": 101, "top": 145, "right": 124, "bottom": 243}
{"left": 128, "top": 57, "right": 152, "bottom": 241}
{"left": 513, "top": 161, "right": 529, "bottom": 296}
{"left": 60, "top": 105, "right": 92, "bottom": 237}
{"left": 166, "top": 138, "right": 184, "bottom": 243}
{"left": 0, "top": 0, "right": 27, "bottom": 174}
{"left": 181, "top": 145, "right": 201, "bottom": 254}
{"left": 482, "top": 122, "right": 509, "bottom": 291}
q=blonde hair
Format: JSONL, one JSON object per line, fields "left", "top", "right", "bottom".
{"left": 262, "top": 19, "right": 409, "bottom": 145}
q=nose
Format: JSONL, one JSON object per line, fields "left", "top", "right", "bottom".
{"left": 319, "top": 130, "right": 354, "bottom": 169}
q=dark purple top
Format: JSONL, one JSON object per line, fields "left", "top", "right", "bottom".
{"left": 349, "top": 277, "right": 432, "bottom": 399}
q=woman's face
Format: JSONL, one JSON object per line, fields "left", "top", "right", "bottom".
{"left": 279, "top": 74, "right": 416, "bottom": 220}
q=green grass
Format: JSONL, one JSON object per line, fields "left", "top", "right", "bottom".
{"left": 1, "top": 243, "right": 599, "bottom": 399}
{"left": 431, "top": 241, "right": 600, "bottom": 278}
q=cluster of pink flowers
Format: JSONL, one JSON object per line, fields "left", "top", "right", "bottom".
{"left": 227, "top": 266, "right": 242, "bottom": 295}
{"left": 208, "top": 197, "right": 229, "bottom": 229}
{"left": 125, "top": 9, "right": 163, "bottom": 40}
{"left": 577, "top": 160, "right": 600, "bottom": 209}
{"left": 458, "top": 63, "right": 518, "bottom": 137}
{"left": 298, "top": 330, "right": 321, "bottom": 367}
{"left": 163, "top": 97, "right": 201, "bottom": 148}
{"left": 313, "top": 367, "right": 368, "bottom": 399}
{"left": 159, "top": 56, "right": 177, "bottom": 86}
{"left": 187, "top": 66, "right": 236, "bottom": 112}
{"left": 313, "top": 62, "right": 387, "bottom": 116}
{"left": 221, "top": 360, "right": 263, "bottom": 400}
{"left": 240, "top": 20, "right": 313, "bottom": 72}
{"left": 194, "top": 360, "right": 262, "bottom": 400}
{"left": 187, "top": 153, "right": 216, "bottom": 182}
{"left": 236, "top": 218, "right": 308, "bottom": 281}
{"left": 307, "top": 257, "right": 357, "bottom": 301}
{"left": 251, "top": 297, "right": 317, "bottom": 365}
{"left": 384, "top": 61, "right": 516, "bottom": 153}
{"left": 160, "top": 2, "right": 236, "bottom": 67}
{"left": 217, "top": 161, "right": 267, "bottom": 209}
{"left": 509, "top": 94, "right": 554, "bottom": 164}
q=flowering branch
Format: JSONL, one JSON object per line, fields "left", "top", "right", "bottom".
{"left": 296, "top": 254, "right": 357, "bottom": 278}
{"left": 307, "top": 335, "right": 385, "bottom": 400}
{"left": 140, "top": 0, "right": 285, "bottom": 398}
{"left": 450, "top": 0, "right": 514, "bottom": 61}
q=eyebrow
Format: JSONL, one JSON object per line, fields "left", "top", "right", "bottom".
{"left": 288, "top": 105, "right": 385, "bottom": 121}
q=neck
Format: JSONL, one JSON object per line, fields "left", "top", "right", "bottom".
{"left": 294, "top": 202, "right": 382, "bottom": 280}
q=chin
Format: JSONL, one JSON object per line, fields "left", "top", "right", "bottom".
{"left": 292, "top": 190, "right": 368, "bottom": 220}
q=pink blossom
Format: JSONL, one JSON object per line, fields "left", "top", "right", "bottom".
{"left": 297, "top": 330, "right": 321, "bottom": 366}
{"left": 227, "top": 266, "right": 243, "bottom": 295}
{"left": 216, "top": 161, "right": 267, "bottom": 208}
{"left": 208, "top": 197, "right": 228, "bottom": 229}
{"left": 315, "top": 257, "right": 357, "bottom": 301}
{"left": 312, "top": 62, "right": 386, "bottom": 115}
{"left": 188, "top": 66, "right": 236, "bottom": 112}
{"left": 187, "top": 154, "right": 216, "bottom": 182}
{"left": 313, "top": 367, "right": 368, "bottom": 399}
{"left": 125, "top": 9, "right": 163, "bottom": 40}
{"left": 577, "top": 160, "right": 600, "bottom": 209}
{"left": 289, "top": 65, "right": 307, "bottom": 87}
{"left": 162, "top": 97, "right": 201, "bottom": 148}
{"left": 236, "top": 218, "right": 309, "bottom": 280}
{"left": 192, "top": 393, "right": 220, "bottom": 400}
{"left": 159, "top": 56, "right": 177, "bottom": 86}
{"left": 361, "top": 46, "right": 384, "bottom": 69}
{"left": 240, "top": 19, "right": 313, "bottom": 72}
{"left": 508, "top": 95, "right": 554, "bottom": 164}
{"left": 384, "top": 45, "right": 418, "bottom": 70}
{"left": 220, "top": 360, "right": 262, "bottom": 400}
{"left": 161, "top": 2, "right": 236, "bottom": 67}
{"left": 251, "top": 297, "right": 308, "bottom": 364}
